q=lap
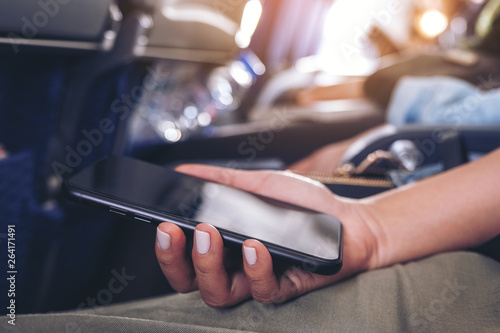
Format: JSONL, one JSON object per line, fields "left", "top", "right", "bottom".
{"left": 5, "top": 251, "right": 500, "bottom": 333}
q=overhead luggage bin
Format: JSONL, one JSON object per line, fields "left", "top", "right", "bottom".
{"left": 138, "top": 0, "right": 261, "bottom": 64}
{"left": 0, "top": 0, "right": 121, "bottom": 53}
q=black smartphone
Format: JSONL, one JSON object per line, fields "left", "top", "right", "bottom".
{"left": 63, "top": 155, "right": 343, "bottom": 275}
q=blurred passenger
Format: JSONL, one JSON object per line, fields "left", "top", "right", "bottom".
{"left": 297, "top": 0, "right": 500, "bottom": 110}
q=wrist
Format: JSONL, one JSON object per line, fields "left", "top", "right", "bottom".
{"left": 333, "top": 198, "right": 387, "bottom": 274}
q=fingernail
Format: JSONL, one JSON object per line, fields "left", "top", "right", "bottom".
{"left": 195, "top": 230, "right": 210, "bottom": 254}
{"left": 156, "top": 228, "right": 171, "bottom": 250}
{"left": 243, "top": 246, "right": 257, "bottom": 265}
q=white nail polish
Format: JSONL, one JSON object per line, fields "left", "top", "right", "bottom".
{"left": 156, "top": 228, "right": 171, "bottom": 250}
{"left": 244, "top": 246, "right": 257, "bottom": 265}
{"left": 195, "top": 230, "right": 210, "bottom": 254}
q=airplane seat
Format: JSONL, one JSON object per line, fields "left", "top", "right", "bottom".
{"left": 0, "top": 0, "right": 255, "bottom": 313}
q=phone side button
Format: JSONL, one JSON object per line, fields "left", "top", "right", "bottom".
{"left": 134, "top": 214, "right": 152, "bottom": 224}
{"left": 109, "top": 207, "right": 127, "bottom": 216}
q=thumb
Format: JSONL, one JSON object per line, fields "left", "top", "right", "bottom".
{"left": 175, "top": 164, "right": 344, "bottom": 216}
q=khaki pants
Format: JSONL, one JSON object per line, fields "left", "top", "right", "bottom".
{"left": 4, "top": 252, "right": 500, "bottom": 333}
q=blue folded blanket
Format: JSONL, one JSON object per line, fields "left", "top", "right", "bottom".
{"left": 387, "top": 76, "right": 500, "bottom": 126}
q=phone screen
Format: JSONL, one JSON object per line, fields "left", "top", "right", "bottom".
{"left": 66, "top": 156, "right": 342, "bottom": 264}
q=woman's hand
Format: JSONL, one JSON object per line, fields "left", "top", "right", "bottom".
{"left": 158, "top": 148, "right": 500, "bottom": 307}
{"left": 155, "top": 165, "right": 383, "bottom": 307}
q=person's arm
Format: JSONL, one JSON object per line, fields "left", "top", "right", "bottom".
{"left": 365, "top": 147, "right": 500, "bottom": 267}
{"left": 155, "top": 148, "right": 500, "bottom": 307}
